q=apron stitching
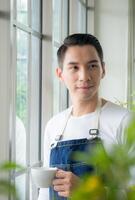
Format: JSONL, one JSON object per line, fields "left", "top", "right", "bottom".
{"left": 50, "top": 162, "right": 90, "bottom": 167}
{"left": 53, "top": 140, "right": 100, "bottom": 148}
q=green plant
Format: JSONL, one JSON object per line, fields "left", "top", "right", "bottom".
{"left": 0, "top": 161, "right": 23, "bottom": 199}
{"left": 71, "top": 115, "right": 135, "bottom": 200}
{"left": 114, "top": 92, "right": 135, "bottom": 111}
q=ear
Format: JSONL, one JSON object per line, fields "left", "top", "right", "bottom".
{"left": 56, "top": 67, "right": 64, "bottom": 81}
{"left": 101, "top": 62, "right": 105, "bottom": 78}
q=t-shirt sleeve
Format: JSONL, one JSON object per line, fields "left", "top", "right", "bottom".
{"left": 116, "top": 111, "right": 132, "bottom": 145}
{"left": 117, "top": 112, "right": 135, "bottom": 185}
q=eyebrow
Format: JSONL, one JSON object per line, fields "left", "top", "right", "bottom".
{"left": 67, "top": 59, "right": 99, "bottom": 65}
{"left": 87, "top": 60, "right": 99, "bottom": 64}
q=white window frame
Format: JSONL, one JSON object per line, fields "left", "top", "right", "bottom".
{"left": 10, "top": 0, "right": 42, "bottom": 199}
{"left": 0, "top": 0, "right": 11, "bottom": 167}
{"left": 41, "top": 0, "right": 69, "bottom": 135}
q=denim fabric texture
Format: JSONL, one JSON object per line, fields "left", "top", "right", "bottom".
{"left": 49, "top": 137, "right": 101, "bottom": 200}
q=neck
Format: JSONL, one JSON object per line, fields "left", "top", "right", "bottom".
{"left": 72, "top": 97, "right": 101, "bottom": 117}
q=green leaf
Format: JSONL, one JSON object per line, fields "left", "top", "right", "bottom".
{"left": 0, "top": 180, "right": 16, "bottom": 197}
{"left": 0, "top": 161, "right": 24, "bottom": 171}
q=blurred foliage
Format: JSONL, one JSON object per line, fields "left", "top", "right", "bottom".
{"left": 114, "top": 92, "right": 135, "bottom": 111}
{"left": 0, "top": 161, "right": 24, "bottom": 199}
{"left": 71, "top": 114, "right": 135, "bottom": 200}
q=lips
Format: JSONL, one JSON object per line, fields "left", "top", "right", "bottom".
{"left": 76, "top": 86, "right": 95, "bottom": 93}
{"left": 76, "top": 85, "right": 94, "bottom": 89}
{"left": 77, "top": 87, "right": 90, "bottom": 89}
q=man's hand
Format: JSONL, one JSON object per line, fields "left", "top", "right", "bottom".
{"left": 52, "top": 169, "right": 80, "bottom": 197}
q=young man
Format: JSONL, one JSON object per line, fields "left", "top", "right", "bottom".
{"left": 38, "top": 33, "right": 130, "bottom": 200}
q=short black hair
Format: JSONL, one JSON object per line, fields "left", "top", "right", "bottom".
{"left": 57, "top": 33, "right": 104, "bottom": 68}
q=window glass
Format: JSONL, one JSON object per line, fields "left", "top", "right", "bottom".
{"left": 15, "top": 174, "right": 26, "bottom": 200}
{"left": 53, "top": 0, "right": 61, "bottom": 43}
{"left": 16, "top": 29, "right": 28, "bottom": 166}
{"left": 32, "top": 0, "right": 41, "bottom": 31}
{"left": 52, "top": 0, "right": 69, "bottom": 114}
{"left": 52, "top": 46, "right": 60, "bottom": 114}
{"left": 87, "top": 0, "right": 94, "bottom": 34}
{"left": 61, "top": 0, "right": 69, "bottom": 41}
{"left": 30, "top": 35, "right": 40, "bottom": 165}
{"left": 17, "top": 0, "right": 28, "bottom": 25}
{"left": 13, "top": 0, "right": 41, "bottom": 199}
{"left": 81, "top": 0, "right": 86, "bottom": 3}
{"left": 78, "top": 1, "right": 87, "bottom": 32}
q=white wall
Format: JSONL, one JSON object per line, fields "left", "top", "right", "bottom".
{"left": 0, "top": 0, "right": 11, "bottom": 199}
{"left": 41, "top": 0, "right": 53, "bottom": 159}
{"left": 0, "top": 0, "right": 11, "bottom": 164}
{"left": 94, "top": 0, "right": 129, "bottom": 103}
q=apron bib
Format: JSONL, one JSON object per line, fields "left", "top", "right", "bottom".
{"left": 49, "top": 99, "right": 102, "bottom": 200}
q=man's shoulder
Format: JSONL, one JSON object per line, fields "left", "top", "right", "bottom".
{"left": 104, "top": 101, "right": 129, "bottom": 114}
{"left": 100, "top": 100, "right": 132, "bottom": 135}
{"left": 47, "top": 107, "right": 72, "bottom": 126}
{"left": 102, "top": 100, "right": 131, "bottom": 122}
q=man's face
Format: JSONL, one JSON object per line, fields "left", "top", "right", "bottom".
{"left": 57, "top": 45, "right": 105, "bottom": 103}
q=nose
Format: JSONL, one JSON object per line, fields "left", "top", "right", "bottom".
{"left": 79, "top": 68, "right": 91, "bottom": 81}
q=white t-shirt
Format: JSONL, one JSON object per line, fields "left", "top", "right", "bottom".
{"left": 38, "top": 101, "right": 130, "bottom": 200}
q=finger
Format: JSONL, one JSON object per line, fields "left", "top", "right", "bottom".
{"left": 53, "top": 178, "right": 65, "bottom": 185}
{"left": 58, "top": 191, "right": 70, "bottom": 197}
{"left": 56, "top": 170, "right": 67, "bottom": 178}
{"left": 53, "top": 184, "right": 65, "bottom": 192}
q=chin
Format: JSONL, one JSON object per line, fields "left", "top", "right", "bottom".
{"left": 78, "top": 92, "right": 98, "bottom": 101}
{"left": 78, "top": 96, "right": 93, "bottom": 102}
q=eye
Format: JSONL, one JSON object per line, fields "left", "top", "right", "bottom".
{"left": 73, "top": 65, "right": 78, "bottom": 70}
{"left": 69, "top": 65, "right": 78, "bottom": 71}
{"left": 88, "top": 63, "right": 98, "bottom": 70}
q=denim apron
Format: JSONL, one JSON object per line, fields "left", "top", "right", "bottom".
{"left": 49, "top": 100, "right": 102, "bottom": 200}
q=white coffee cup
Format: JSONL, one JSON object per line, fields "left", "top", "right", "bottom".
{"left": 31, "top": 167, "right": 57, "bottom": 188}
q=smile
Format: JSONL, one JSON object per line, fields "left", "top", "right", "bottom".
{"left": 76, "top": 85, "right": 94, "bottom": 89}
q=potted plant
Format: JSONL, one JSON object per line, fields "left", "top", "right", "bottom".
{"left": 71, "top": 114, "right": 135, "bottom": 200}
{"left": 0, "top": 161, "right": 22, "bottom": 199}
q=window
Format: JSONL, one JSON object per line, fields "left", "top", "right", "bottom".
{"left": 78, "top": 0, "right": 87, "bottom": 32}
{"left": 41, "top": 1, "right": 92, "bottom": 128}
{"left": 87, "top": 0, "right": 95, "bottom": 34}
{"left": 11, "top": 0, "right": 42, "bottom": 199}
{"left": 52, "top": 0, "right": 92, "bottom": 114}
{"left": 2, "top": 0, "right": 134, "bottom": 199}
{"left": 52, "top": 0, "right": 69, "bottom": 114}
{"left": 69, "top": 0, "right": 90, "bottom": 34}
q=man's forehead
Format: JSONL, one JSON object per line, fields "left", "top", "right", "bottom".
{"left": 66, "top": 44, "right": 96, "bottom": 51}
{"left": 63, "top": 46, "right": 100, "bottom": 62}
{"left": 64, "top": 45, "right": 98, "bottom": 57}
{"left": 66, "top": 59, "right": 99, "bottom": 65}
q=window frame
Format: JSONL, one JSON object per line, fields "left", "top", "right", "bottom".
{"left": 52, "top": 0, "right": 69, "bottom": 114}
{"left": 10, "top": 0, "right": 42, "bottom": 199}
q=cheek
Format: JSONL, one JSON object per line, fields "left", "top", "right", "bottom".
{"left": 62, "top": 75, "right": 71, "bottom": 85}
{"left": 92, "top": 72, "right": 103, "bottom": 83}
{"left": 62, "top": 73, "right": 77, "bottom": 83}
{"left": 65, "top": 77, "right": 74, "bottom": 86}
{"left": 95, "top": 70, "right": 103, "bottom": 78}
